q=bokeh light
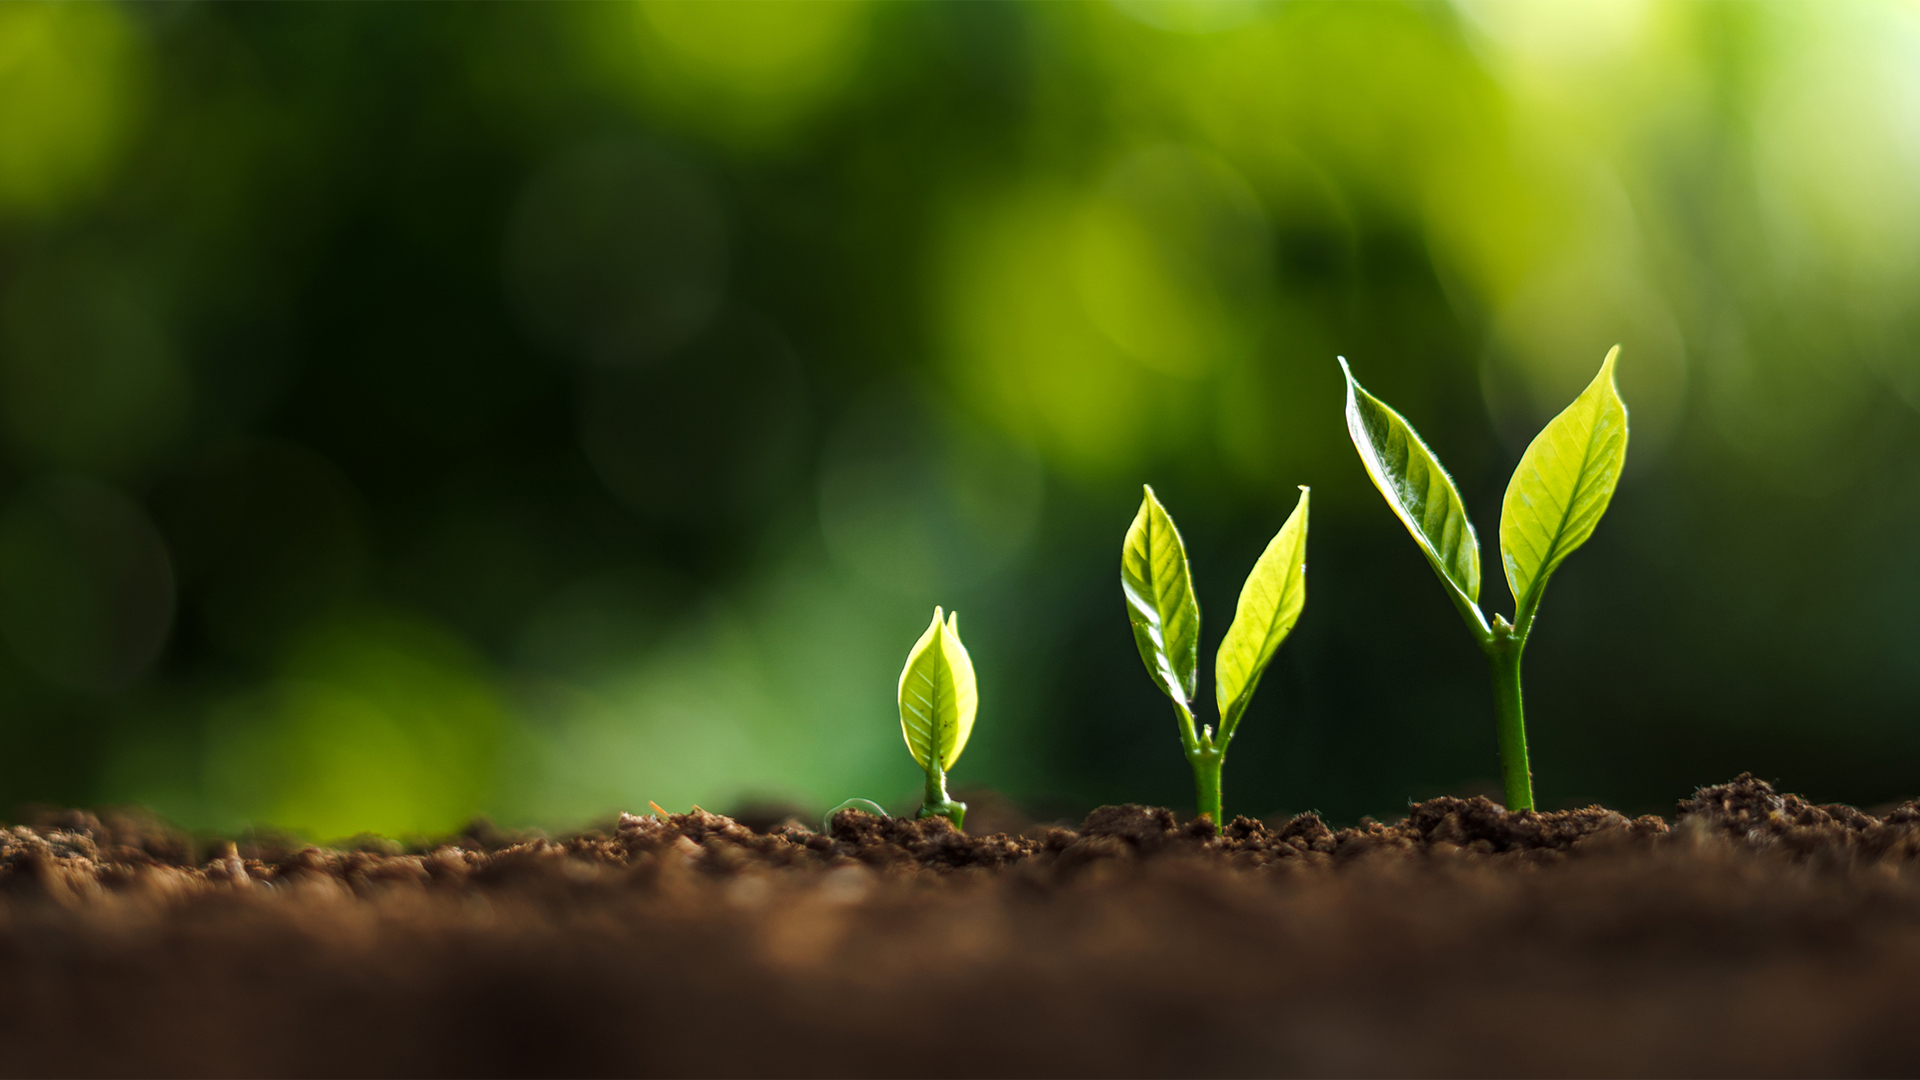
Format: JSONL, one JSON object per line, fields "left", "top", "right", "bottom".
{"left": 0, "top": 2, "right": 140, "bottom": 218}
{"left": 2, "top": 1, "right": 1920, "bottom": 838}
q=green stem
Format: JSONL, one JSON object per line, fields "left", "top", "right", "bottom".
{"left": 918, "top": 757, "right": 967, "bottom": 830}
{"left": 1172, "top": 699, "right": 1199, "bottom": 756}
{"left": 1172, "top": 701, "right": 1225, "bottom": 826}
{"left": 1484, "top": 621, "right": 1533, "bottom": 812}
{"left": 1188, "top": 741, "right": 1225, "bottom": 827}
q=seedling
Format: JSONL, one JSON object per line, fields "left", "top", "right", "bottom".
{"left": 897, "top": 607, "right": 977, "bottom": 829}
{"left": 819, "top": 608, "right": 977, "bottom": 832}
{"left": 1122, "top": 485, "right": 1310, "bottom": 825}
{"left": 1340, "top": 347, "right": 1628, "bottom": 811}
{"left": 820, "top": 798, "right": 889, "bottom": 832}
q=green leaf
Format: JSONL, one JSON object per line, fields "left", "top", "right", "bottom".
{"left": 1499, "top": 346, "right": 1629, "bottom": 621}
{"left": 897, "top": 607, "right": 978, "bottom": 771}
{"left": 1121, "top": 485, "right": 1201, "bottom": 706}
{"left": 1340, "top": 357, "right": 1484, "bottom": 625}
{"left": 1215, "top": 486, "right": 1309, "bottom": 737}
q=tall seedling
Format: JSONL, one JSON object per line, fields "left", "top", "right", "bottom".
{"left": 897, "top": 607, "right": 976, "bottom": 829}
{"left": 1340, "top": 348, "right": 1628, "bottom": 811}
{"left": 1123, "top": 485, "right": 1309, "bottom": 825}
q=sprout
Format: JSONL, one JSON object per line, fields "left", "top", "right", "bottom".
{"left": 1122, "top": 485, "right": 1310, "bottom": 825}
{"left": 1341, "top": 348, "right": 1628, "bottom": 811}
{"left": 821, "top": 798, "right": 888, "bottom": 833}
{"left": 897, "top": 606, "right": 977, "bottom": 829}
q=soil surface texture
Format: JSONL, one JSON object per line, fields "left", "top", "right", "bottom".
{"left": 2, "top": 774, "right": 1919, "bottom": 1077}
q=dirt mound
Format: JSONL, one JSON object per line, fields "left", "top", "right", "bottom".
{"left": 0, "top": 775, "right": 1916, "bottom": 1076}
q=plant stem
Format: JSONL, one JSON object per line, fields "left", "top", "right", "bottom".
{"left": 918, "top": 758, "right": 967, "bottom": 830}
{"left": 1187, "top": 728, "right": 1226, "bottom": 827}
{"left": 1484, "top": 622, "right": 1533, "bottom": 812}
{"left": 1172, "top": 701, "right": 1225, "bottom": 826}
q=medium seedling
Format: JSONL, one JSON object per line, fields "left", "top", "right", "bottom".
{"left": 1340, "top": 347, "right": 1628, "bottom": 811}
{"left": 896, "top": 606, "right": 977, "bottom": 829}
{"left": 1122, "top": 485, "right": 1309, "bottom": 825}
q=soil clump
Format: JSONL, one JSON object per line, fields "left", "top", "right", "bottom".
{"left": 0, "top": 774, "right": 1917, "bottom": 1076}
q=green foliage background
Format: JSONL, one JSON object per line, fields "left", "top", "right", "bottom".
{"left": 2, "top": 1, "right": 1917, "bottom": 835}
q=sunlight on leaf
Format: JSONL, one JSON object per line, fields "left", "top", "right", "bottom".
{"left": 1340, "top": 357, "right": 1484, "bottom": 620}
{"left": 1121, "top": 485, "right": 1201, "bottom": 705}
{"left": 896, "top": 607, "right": 977, "bottom": 770}
{"left": 1215, "top": 486, "right": 1308, "bottom": 735}
{"left": 1499, "top": 346, "right": 1629, "bottom": 618}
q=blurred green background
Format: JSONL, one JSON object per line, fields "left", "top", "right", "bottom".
{"left": 3, "top": 0, "right": 1919, "bottom": 837}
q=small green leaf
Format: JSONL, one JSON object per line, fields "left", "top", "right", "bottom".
{"left": 1121, "top": 485, "right": 1201, "bottom": 706}
{"left": 1215, "top": 486, "right": 1309, "bottom": 737}
{"left": 1499, "top": 346, "right": 1629, "bottom": 620}
{"left": 897, "top": 607, "right": 977, "bottom": 771}
{"left": 1340, "top": 357, "right": 1484, "bottom": 623}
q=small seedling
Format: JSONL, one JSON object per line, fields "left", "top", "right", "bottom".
{"left": 820, "top": 798, "right": 889, "bottom": 832}
{"left": 1122, "top": 485, "right": 1309, "bottom": 825}
{"left": 820, "top": 608, "right": 977, "bottom": 832}
{"left": 897, "top": 606, "right": 977, "bottom": 829}
{"left": 1340, "top": 347, "right": 1628, "bottom": 811}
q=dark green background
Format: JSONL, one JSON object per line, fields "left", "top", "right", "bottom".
{"left": 1, "top": 0, "right": 1916, "bottom": 836}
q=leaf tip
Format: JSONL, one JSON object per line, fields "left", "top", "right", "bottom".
{"left": 1337, "top": 358, "right": 1365, "bottom": 415}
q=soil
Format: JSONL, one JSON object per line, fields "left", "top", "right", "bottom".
{"left": 1, "top": 774, "right": 1918, "bottom": 1077}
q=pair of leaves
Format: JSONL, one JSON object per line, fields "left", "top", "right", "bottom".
{"left": 1122, "top": 485, "right": 1310, "bottom": 738}
{"left": 898, "top": 607, "right": 977, "bottom": 772}
{"left": 1341, "top": 347, "right": 1629, "bottom": 635}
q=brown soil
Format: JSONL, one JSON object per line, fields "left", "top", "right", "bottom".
{"left": 1, "top": 774, "right": 1918, "bottom": 1077}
